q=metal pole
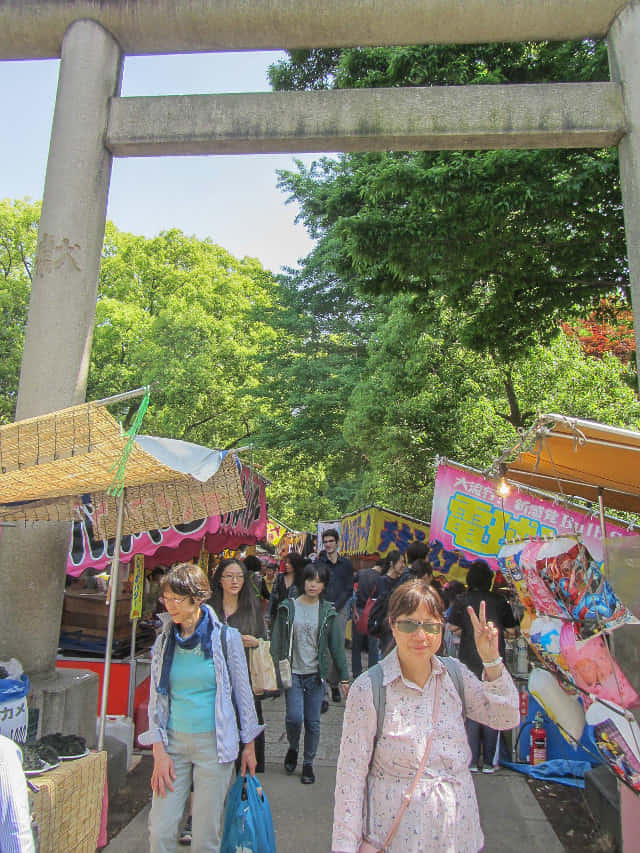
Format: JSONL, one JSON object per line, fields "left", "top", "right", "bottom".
{"left": 127, "top": 617, "right": 138, "bottom": 719}
{"left": 597, "top": 487, "right": 615, "bottom": 656}
{"left": 97, "top": 488, "right": 126, "bottom": 751}
{"left": 93, "top": 385, "right": 150, "bottom": 409}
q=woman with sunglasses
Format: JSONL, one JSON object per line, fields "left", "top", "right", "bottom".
{"left": 141, "top": 563, "right": 262, "bottom": 853}
{"left": 332, "top": 578, "right": 519, "bottom": 853}
{"left": 209, "top": 557, "right": 267, "bottom": 773}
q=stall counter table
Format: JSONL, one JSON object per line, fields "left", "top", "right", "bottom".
{"left": 30, "top": 750, "right": 107, "bottom": 853}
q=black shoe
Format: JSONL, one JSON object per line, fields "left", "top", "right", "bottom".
{"left": 179, "top": 816, "right": 192, "bottom": 845}
{"left": 301, "top": 763, "right": 315, "bottom": 784}
{"left": 321, "top": 699, "right": 329, "bottom": 714}
{"left": 284, "top": 748, "right": 298, "bottom": 774}
{"left": 331, "top": 686, "right": 342, "bottom": 703}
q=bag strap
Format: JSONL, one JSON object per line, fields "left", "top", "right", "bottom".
{"left": 287, "top": 603, "right": 294, "bottom": 660}
{"left": 220, "top": 624, "right": 238, "bottom": 715}
{"left": 379, "top": 674, "right": 442, "bottom": 852}
{"left": 438, "top": 655, "right": 466, "bottom": 718}
{"left": 367, "top": 663, "right": 386, "bottom": 748}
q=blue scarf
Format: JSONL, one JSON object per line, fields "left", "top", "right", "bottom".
{"left": 157, "top": 605, "right": 213, "bottom": 696}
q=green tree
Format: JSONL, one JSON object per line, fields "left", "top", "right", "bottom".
{"left": 0, "top": 198, "right": 39, "bottom": 423}
{"left": 271, "top": 41, "right": 627, "bottom": 358}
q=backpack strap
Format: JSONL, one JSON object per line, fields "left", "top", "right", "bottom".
{"left": 438, "top": 655, "right": 466, "bottom": 718}
{"left": 367, "top": 662, "right": 386, "bottom": 748}
{"left": 220, "top": 624, "right": 238, "bottom": 716}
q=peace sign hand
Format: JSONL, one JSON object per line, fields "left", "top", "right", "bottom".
{"left": 467, "top": 600, "right": 500, "bottom": 665}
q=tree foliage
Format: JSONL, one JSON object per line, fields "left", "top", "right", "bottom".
{"left": 271, "top": 41, "right": 627, "bottom": 357}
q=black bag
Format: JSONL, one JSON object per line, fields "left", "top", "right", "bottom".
{"left": 367, "top": 591, "right": 391, "bottom": 638}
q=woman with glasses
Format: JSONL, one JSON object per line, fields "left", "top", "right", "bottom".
{"left": 140, "top": 562, "right": 262, "bottom": 853}
{"left": 209, "top": 557, "right": 267, "bottom": 774}
{"left": 332, "top": 579, "right": 519, "bottom": 853}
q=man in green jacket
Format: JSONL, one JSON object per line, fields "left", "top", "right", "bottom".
{"left": 270, "top": 562, "right": 350, "bottom": 784}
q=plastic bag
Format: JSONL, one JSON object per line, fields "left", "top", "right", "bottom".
{"left": 0, "top": 669, "right": 30, "bottom": 743}
{"left": 221, "top": 775, "right": 276, "bottom": 853}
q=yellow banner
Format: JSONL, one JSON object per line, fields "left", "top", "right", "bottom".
{"left": 267, "top": 518, "right": 288, "bottom": 546}
{"left": 130, "top": 553, "right": 145, "bottom": 620}
{"left": 340, "top": 506, "right": 430, "bottom": 558}
{"left": 198, "top": 540, "right": 209, "bottom": 573}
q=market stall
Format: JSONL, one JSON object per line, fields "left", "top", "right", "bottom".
{"left": 0, "top": 390, "right": 249, "bottom": 751}
{"left": 339, "top": 503, "right": 430, "bottom": 568}
{"left": 490, "top": 415, "right": 640, "bottom": 849}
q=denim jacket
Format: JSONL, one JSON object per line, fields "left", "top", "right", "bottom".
{"left": 139, "top": 605, "right": 263, "bottom": 763}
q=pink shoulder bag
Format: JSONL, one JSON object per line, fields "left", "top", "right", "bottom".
{"left": 358, "top": 674, "right": 442, "bottom": 853}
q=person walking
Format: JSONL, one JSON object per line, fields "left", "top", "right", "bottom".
{"left": 318, "top": 529, "right": 354, "bottom": 704}
{"left": 447, "top": 560, "right": 518, "bottom": 772}
{"left": 209, "top": 557, "right": 267, "bottom": 774}
{"left": 268, "top": 552, "right": 306, "bottom": 623}
{"left": 351, "top": 556, "right": 383, "bottom": 678}
{"left": 332, "top": 578, "right": 519, "bottom": 852}
{"left": 270, "top": 561, "right": 350, "bottom": 784}
{"left": 141, "top": 563, "right": 262, "bottom": 853}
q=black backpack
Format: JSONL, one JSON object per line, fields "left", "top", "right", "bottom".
{"left": 367, "top": 590, "right": 391, "bottom": 638}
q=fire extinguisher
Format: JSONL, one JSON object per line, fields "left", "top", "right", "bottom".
{"left": 519, "top": 684, "right": 529, "bottom": 721}
{"left": 529, "top": 712, "right": 547, "bottom": 765}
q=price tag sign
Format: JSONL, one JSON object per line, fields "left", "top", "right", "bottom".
{"left": 130, "top": 554, "right": 145, "bottom": 620}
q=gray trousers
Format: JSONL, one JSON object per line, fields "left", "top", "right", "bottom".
{"left": 148, "top": 730, "right": 234, "bottom": 853}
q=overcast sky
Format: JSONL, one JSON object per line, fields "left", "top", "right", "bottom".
{"left": 0, "top": 51, "right": 317, "bottom": 273}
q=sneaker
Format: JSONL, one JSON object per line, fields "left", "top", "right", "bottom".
{"left": 469, "top": 765, "right": 480, "bottom": 773}
{"left": 179, "top": 816, "right": 192, "bottom": 845}
{"left": 284, "top": 748, "right": 298, "bottom": 774}
{"left": 301, "top": 763, "right": 315, "bottom": 784}
{"left": 331, "top": 686, "right": 342, "bottom": 703}
{"left": 482, "top": 765, "right": 497, "bottom": 774}
{"left": 321, "top": 699, "right": 329, "bottom": 714}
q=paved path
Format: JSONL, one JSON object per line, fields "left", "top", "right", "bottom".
{"left": 105, "top": 693, "right": 565, "bottom": 852}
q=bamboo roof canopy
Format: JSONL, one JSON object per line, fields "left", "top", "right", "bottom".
{"left": 0, "top": 401, "right": 246, "bottom": 539}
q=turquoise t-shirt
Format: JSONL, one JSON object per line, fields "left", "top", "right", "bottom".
{"left": 167, "top": 644, "right": 217, "bottom": 733}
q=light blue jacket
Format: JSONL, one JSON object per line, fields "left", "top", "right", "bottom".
{"left": 139, "top": 605, "right": 263, "bottom": 763}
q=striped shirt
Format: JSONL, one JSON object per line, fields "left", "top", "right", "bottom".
{"left": 0, "top": 735, "right": 35, "bottom": 853}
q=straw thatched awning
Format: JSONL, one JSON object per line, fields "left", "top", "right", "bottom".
{"left": 0, "top": 402, "right": 246, "bottom": 538}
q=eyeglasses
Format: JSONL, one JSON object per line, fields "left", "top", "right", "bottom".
{"left": 159, "top": 594, "right": 187, "bottom": 606}
{"left": 395, "top": 619, "right": 443, "bottom": 635}
{"left": 221, "top": 574, "right": 244, "bottom": 582}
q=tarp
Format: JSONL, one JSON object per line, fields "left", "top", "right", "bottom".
{"left": 499, "top": 414, "right": 640, "bottom": 515}
{"left": 0, "top": 402, "right": 246, "bottom": 538}
{"left": 340, "top": 504, "right": 430, "bottom": 557}
{"left": 67, "top": 463, "right": 267, "bottom": 575}
{"left": 430, "top": 461, "right": 636, "bottom": 573}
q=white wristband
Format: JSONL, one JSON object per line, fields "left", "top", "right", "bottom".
{"left": 482, "top": 656, "right": 503, "bottom": 668}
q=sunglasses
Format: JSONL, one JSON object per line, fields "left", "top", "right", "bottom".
{"left": 395, "top": 619, "right": 443, "bottom": 635}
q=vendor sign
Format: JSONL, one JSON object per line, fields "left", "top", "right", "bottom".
{"left": 67, "top": 464, "right": 267, "bottom": 575}
{"left": 129, "top": 554, "right": 145, "bottom": 620}
{"left": 340, "top": 505, "right": 430, "bottom": 557}
{"left": 430, "top": 462, "right": 634, "bottom": 571}
{"left": 267, "top": 518, "right": 288, "bottom": 547}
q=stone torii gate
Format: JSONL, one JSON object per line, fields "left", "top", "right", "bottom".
{"left": 0, "top": 0, "right": 639, "bottom": 734}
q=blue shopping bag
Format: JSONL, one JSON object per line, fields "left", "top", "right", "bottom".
{"left": 221, "top": 774, "right": 276, "bottom": 853}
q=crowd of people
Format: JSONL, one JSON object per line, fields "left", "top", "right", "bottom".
{"left": 1, "top": 530, "right": 521, "bottom": 853}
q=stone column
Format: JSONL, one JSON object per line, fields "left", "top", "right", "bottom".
{"left": 608, "top": 2, "right": 640, "bottom": 392}
{"left": 0, "top": 20, "right": 122, "bottom": 689}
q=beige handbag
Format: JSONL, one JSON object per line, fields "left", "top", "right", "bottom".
{"left": 249, "top": 639, "right": 279, "bottom": 696}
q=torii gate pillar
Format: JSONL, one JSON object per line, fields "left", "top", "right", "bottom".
{"left": 0, "top": 19, "right": 121, "bottom": 741}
